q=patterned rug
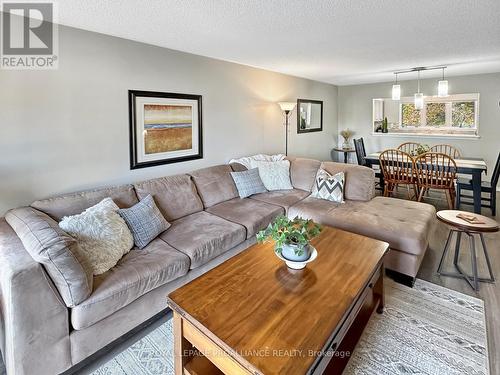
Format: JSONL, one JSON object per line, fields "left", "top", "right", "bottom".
{"left": 89, "top": 278, "right": 489, "bottom": 375}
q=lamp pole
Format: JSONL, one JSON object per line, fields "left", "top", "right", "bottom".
{"left": 278, "top": 102, "right": 296, "bottom": 157}
{"left": 284, "top": 110, "right": 290, "bottom": 156}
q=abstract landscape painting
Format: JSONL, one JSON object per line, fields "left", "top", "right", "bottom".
{"left": 129, "top": 91, "right": 203, "bottom": 169}
{"left": 143, "top": 104, "right": 192, "bottom": 154}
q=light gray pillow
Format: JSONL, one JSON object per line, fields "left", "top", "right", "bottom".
{"left": 5, "top": 207, "right": 93, "bottom": 307}
{"left": 230, "top": 168, "right": 267, "bottom": 198}
{"left": 118, "top": 195, "right": 171, "bottom": 249}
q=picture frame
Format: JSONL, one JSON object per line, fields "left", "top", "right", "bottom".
{"left": 129, "top": 90, "right": 203, "bottom": 169}
{"left": 297, "top": 99, "right": 323, "bottom": 133}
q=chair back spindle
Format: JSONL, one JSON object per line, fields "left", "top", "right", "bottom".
{"left": 397, "top": 142, "right": 420, "bottom": 155}
{"left": 429, "top": 144, "right": 461, "bottom": 159}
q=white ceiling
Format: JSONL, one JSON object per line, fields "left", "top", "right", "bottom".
{"left": 56, "top": 0, "right": 500, "bottom": 86}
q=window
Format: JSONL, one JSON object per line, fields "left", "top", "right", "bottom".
{"left": 397, "top": 94, "right": 479, "bottom": 136}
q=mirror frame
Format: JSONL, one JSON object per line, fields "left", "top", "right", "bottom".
{"left": 297, "top": 98, "right": 323, "bottom": 134}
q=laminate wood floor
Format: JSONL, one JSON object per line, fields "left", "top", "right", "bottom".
{"left": 391, "top": 189, "right": 500, "bottom": 374}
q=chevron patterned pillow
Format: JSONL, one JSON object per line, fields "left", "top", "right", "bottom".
{"left": 311, "top": 169, "right": 345, "bottom": 203}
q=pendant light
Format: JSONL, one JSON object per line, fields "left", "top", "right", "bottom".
{"left": 414, "top": 70, "right": 424, "bottom": 110}
{"left": 392, "top": 73, "right": 401, "bottom": 100}
{"left": 438, "top": 67, "right": 448, "bottom": 97}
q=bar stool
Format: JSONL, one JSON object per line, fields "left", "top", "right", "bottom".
{"left": 436, "top": 210, "right": 498, "bottom": 291}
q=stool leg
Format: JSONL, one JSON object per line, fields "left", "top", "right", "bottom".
{"left": 437, "top": 230, "right": 454, "bottom": 274}
{"left": 480, "top": 233, "right": 495, "bottom": 282}
{"left": 469, "top": 234, "right": 479, "bottom": 291}
{"left": 453, "top": 231, "right": 462, "bottom": 267}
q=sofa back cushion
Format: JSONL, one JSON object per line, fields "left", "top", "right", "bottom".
{"left": 190, "top": 165, "right": 239, "bottom": 208}
{"left": 288, "top": 157, "right": 321, "bottom": 192}
{"left": 134, "top": 175, "right": 203, "bottom": 221}
{"left": 5, "top": 207, "right": 93, "bottom": 307}
{"left": 31, "top": 185, "right": 138, "bottom": 221}
{"left": 320, "top": 162, "right": 375, "bottom": 201}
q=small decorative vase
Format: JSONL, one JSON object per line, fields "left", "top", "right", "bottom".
{"left": 281, "top": 243, "right": 311, "bottom": 262}
{"left": 342, "top": 140, "right": 350, "bottom": 149}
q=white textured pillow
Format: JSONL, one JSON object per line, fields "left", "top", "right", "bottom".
{"left": 251, "top": 160, "right": 293, "bottom": 191}
{"left": 59, "top": 198, "right": 133, "bottom": 275}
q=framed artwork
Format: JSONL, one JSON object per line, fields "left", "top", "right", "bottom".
{"left": 297, "top": 99, "right": 323, "bottom": 133}
{"left": 129, "top": 90, "right": 203, "bottom": 169}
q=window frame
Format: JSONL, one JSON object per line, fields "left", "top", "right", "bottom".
{"left": 397, "top": 93, "right": 479, "bottom": 136}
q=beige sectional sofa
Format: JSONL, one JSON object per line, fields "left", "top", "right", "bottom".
{"left": 0, "top": 157, "right": 436, "bottom": 375}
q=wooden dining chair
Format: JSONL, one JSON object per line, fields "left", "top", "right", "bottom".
{"left": 379, "top": 149, "right": 418, "bottom": 199}
{"left": 456, "top": 151, "right": 499, "bottom": 216}
{"left": 429, "top": 144, "right": 461, "bottom": 159}
{"left": 414, "top": 152, "right": 457, "bottom": 209}
{"left": 397, "top": 142, "right": 420, "bottom": 155}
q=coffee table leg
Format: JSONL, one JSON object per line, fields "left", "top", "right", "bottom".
{"left": 374, "top": 265, "right": 384, "bottom": 314}
{"left": 173, "top": 311, "right": 193, "bottom": 375}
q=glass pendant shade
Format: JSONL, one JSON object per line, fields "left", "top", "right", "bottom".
{"left": 438, "top": 80, "right": 448, "bottom": 97}
{"left": 278, "top": 102, "right": 296, "bottom": 112}
{"left": 414, "top": 93, "right": 424, "bottom": 110}
{"left": 392, "top": 84, "right": 401, "bottom": 100}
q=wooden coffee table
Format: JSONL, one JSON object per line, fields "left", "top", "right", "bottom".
{"left": 167, "top": 226, "right": 389, "bottom": 374}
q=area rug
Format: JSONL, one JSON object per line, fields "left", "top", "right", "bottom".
{"left": 88, "top": 278, "right": 488, "bottom": 375}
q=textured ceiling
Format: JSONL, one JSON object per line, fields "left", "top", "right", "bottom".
{"left": 56, "top": 0, "right": 500, "bottom": 85}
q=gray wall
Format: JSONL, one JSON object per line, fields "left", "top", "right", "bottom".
{"left": 338, "top": 73, "right": 500, "bottom": 181}
{"left": 0, "top": 25, "right": 338, "bottom": 215}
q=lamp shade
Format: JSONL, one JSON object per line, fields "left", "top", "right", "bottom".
{"left": 392, "top": 84, "right": 401, "bottom": 100}
{"left": 414, "top": 93, "right": 424, "bottom": 110}
{"left": 438, "top": 80, "right": 448, "bottom": 97}
{"left": 278, "top": 102, "right": 296, "bottom": 112}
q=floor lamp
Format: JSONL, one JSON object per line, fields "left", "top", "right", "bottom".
{"left": 278, "top": 102, "right": 296, "bottom": 156}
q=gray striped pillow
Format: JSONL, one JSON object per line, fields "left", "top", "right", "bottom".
{"left": 118, "top": 195, "right": 170, "bottom": 249}
{"left": 230, "top": 168, "right": 267, "bottom": 198}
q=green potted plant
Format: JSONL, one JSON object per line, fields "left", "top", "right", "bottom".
{"left": 382, "top": 117, "right": 389, "bottom": 133}
{"left": 257, "top": 215, "right": 322, "bottom": 262}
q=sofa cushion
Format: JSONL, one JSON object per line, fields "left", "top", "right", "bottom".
{"left": 288, "top": 196, "right": 435, "bottom": 257}
{"left": 207, "top": 198, "right": 284, "bottom": 239}
{"left": 5, "top": 207, "right": 93, "bottom": 307}
{"left": 190, "top": 165, "right": 239, "bottom": 208}
{"left": 134, "top": 175, "right": 203, "bottom": 221}
{"left": 71, "top": 238, "right": 190, "bottom": 330}
{"left": 250, "top": 189, "right": 310, "bottom": 212}
{"left": 320, "top": 162, "right": 375, "bottom": 201}
{"left": 288, "top": 157, "right": 321, "bottom": 192}
{"left": 31, "top": 185, "right": 139, "bottom": 221}
{"left": 311, "top": 170, "right": 345, "bottom": 203}
{"left": 160, "top": 211, "right": 246, "bottom": 269}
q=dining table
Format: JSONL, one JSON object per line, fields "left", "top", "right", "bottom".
{"left": 364, "top": 152, "right": 488, "bottom": 214}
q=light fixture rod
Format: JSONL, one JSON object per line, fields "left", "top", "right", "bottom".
{"left": 393, "top": 65, "right": 447, "bottom": 75}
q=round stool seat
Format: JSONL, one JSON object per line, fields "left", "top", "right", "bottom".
{"left": 437, "top": 210, "right": 499, "bottom": 233}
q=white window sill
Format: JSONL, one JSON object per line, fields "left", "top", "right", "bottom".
{"left": 371, "top": 132, "right": 480, "bottom": 139}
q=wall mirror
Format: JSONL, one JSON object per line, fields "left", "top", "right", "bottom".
{"left": 297, "top": 99, "right": 323, "bottom": 133}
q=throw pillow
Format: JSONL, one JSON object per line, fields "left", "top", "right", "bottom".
{"left": 59, "top": 198, "right": 134, "bottom": 275}
{"left": 5, "top": 207, "right": 93, "bottom": 307}
{"left": 230, "top": 168, "right": 268, "bottom": 198}
{"left": 251, "top": 160, "right": 293, "bottom": 191}
{"left": 118, "top": 195, "right": 171, "bottom": 249}
{"left": 311, "top": 169, "right": 345, "bottom": 203}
